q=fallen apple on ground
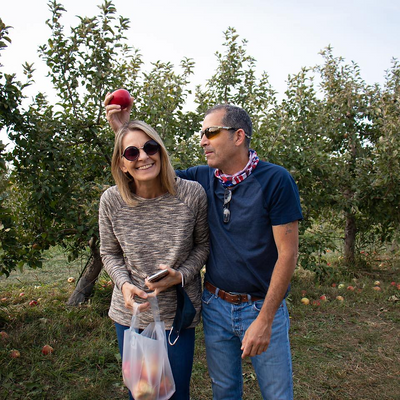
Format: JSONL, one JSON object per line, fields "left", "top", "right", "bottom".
{"left": 319, "top": 295, "right": 327, "bottom": 301}
{"left": 42, "top": 344, "right": 54, "bottom": 355}
{"left": 374, "top": 280, "right": 381, "bottom": 286}
{"left": 347, "top": 286, "right": 355, "bottom": 291}
{"left": 67, "top": 277, "right": 75, "bottom": 283}
{"left": 10, "top": 350, "right": 20, "bottom": 358}
{"left": 312, "top": 300, "right": 321, "bottom": 306}
{"left": 301, "top": 297, "right": 310, "bottom": 305}
{"left": 336, "top": 296, "right": 344, "bottom": 301}
{"left": 373, "top": 286, "right": 381, "bottom": 291}
{"left": 1, "top": 331, "right": 9, "bottom": 340}
{"left": 29, "top": 300, "right": 38, "bottom": 307}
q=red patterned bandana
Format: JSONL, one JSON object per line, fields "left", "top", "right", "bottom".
{"left": 215, "top": 150, "right": 260, "bottom": 188}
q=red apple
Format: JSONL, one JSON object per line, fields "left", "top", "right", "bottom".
{"left": 331, "top": 283, "right": 337, "bottom": 288}
{"left": 312, "top": 300, "right": 321, "bottom": 306}
{"left": 133, "top": 379, "right": 155, "bottom": 400}
{"left": 19, "top": 292, "right": 25, "bottom": 297}
{"left": 397, "top": 284, "right": 400, "bottom": 290}
{"left": 373, "top": 286, "right": 381, "bottom": 291}
{"left": 319, "top": 295, "right": 327, "bottom": 301}
{"left": 29, "top": 300, "right": 38, "bottom": 307}
{"left": 347, "top": 286, "right": 355, "bottom": 291}
{"left": 1, "top": 331, "right": 9, "bottom": 340}
{"left": 109, "top": 89, "right": 131, "bottom": 109}
{"left": 42, "top": 344, "right": 54, "bottom": 355}
{"left": 390, "top": 281, "right": 396, "bottom": 286}
{"left": 10, "top": 350, "right": 20, "bottom": 358}
{"left": 158, "top": 376, "right": 174, "bottom": 397}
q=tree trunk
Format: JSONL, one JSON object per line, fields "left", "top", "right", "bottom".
{"left": 344, "top": 212, "right": 356, "bottom": 266}
{"left": 67, "top": 238, "right": 103, "bottom": 306}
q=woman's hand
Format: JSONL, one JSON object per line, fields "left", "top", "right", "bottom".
{"left": 104, "top": 92, "right": 133, "bottom": 134}
{"left": 145, "top": 265, "right": 182, "bottom": 294}
{"left": 121, "top": 282, "right": 150, "bottom": 313}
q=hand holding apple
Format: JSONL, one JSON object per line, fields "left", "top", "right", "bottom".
{"left": 104, "top": 89, "right": 132, "bottom": 134}
{"left": 109, "top": 89, "right": 131, "bottom": 109}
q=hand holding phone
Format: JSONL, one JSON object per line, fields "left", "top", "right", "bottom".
{"left": 147, "top": 269, "right": 169, "bottom": 283}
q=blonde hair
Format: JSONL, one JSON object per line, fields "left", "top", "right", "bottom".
{"left": 111, "top": 120, "right": 176, "bottom": 206}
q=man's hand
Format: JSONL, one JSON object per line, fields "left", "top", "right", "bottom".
{"left": 145, "top": 264, "right": 182, "bottom": 294}
{"left": 121, "top": 282, "right": 150, "bottom": 313}
{"left": 241, "top": 315, "right": 272, "bottom": 358}
{"left": 104, "top": 92, "right": 133, "bottom": 134}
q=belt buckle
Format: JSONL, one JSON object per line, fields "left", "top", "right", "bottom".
{"left": 229, "top": 292, "right": 242, "bottom": 305}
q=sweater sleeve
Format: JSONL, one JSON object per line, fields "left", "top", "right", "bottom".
{"left": 176, "top": 181, "right": 209, "bottom": 285}
{"left": 99, "top": 189, "right": 132, "bottom": 290}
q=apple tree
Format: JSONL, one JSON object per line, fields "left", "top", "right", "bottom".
{"left": 1, "top": 1, "right": 199, "bottom": 303}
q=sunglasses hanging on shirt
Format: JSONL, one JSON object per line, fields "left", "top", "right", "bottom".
{"left": 223, "top": 188, "right": 232, "bottom": 223}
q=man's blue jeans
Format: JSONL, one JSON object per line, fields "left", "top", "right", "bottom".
{"left": 115, "top": 322, "right": 195, "bottom": 400}
{"left": 202, "top": 287, "right": 293, "bottom": 400}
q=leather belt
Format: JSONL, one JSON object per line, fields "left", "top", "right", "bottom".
{"left": 205, "top": 281, "right": 264, "bottom": 305}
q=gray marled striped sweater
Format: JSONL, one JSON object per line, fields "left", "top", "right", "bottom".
{"left": 99, "top": 177, "right": 209, "bottom": 329}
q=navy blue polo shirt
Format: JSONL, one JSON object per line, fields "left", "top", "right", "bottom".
{"left": 176, "top": 160, "right": 303, "bottom": 297}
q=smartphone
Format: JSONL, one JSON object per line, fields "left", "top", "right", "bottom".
{"left": 147, "top": 269, "right": 169, "bottom": 283}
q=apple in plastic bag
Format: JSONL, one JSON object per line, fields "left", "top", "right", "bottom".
{"left": 133, "top": 379, "right": 155, "bottom": 400}
{"left": 158, "top": 375, "right": 174, "bottom": 397}
{"left": 122, "top": 360, "right": 131, "bottom": 378}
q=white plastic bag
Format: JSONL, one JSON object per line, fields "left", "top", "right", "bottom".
{"left": 122, "top": 296, "right": 175, "bottom": 400}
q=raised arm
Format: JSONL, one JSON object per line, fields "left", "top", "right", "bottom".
{"left": 104, "top": 91, "right": 133, "bottom": 134}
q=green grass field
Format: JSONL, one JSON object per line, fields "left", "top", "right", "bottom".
{"left": 1, "top": 248, "right": 399, "bottom": 399}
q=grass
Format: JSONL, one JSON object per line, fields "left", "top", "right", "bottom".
{"left": 0, "top": 248, "right": 399, "bottom": 399}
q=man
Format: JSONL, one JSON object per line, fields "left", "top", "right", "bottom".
{"left": 105, "top": 98, "right": 302, "bottom": 400}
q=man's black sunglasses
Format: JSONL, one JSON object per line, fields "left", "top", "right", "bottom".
{"left": 200, "top": 126, "right": 237, "bottom": 139}
{"left": 121, "top": 140, "right": 160, "bottom": 161}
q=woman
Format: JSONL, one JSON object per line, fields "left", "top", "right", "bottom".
{"left": 99, "top": 120, "right": 209, "bottom": 399}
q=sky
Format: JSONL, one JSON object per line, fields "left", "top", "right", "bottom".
{"left": 1, "top": 0, "right": 399, "bottom": 145}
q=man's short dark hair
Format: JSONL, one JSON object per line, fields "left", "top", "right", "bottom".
{"left": 205, "top": 104, "right": 252, "bottom": 147}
